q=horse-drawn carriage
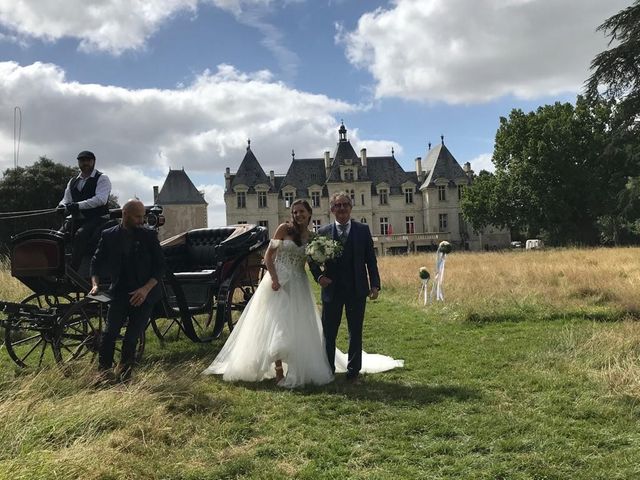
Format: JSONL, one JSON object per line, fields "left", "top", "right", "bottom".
{"left": 0, "top": 207, "right": 268, "bottom": 368}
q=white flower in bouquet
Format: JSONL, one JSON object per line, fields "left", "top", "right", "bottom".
{"left": 306, "top": 235, "right": 343, "bottom": 264}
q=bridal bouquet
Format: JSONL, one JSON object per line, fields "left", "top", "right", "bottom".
{"left": 306, "top": 235, "right": 343, "bottom": 264}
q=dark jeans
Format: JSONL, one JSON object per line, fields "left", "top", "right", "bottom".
{"left": 98, "top": 294, "right": 151, "bottom": 370}
{"left": 71, "top": 216, "right": 106, "bottom": 270}
{"left": 321, "top": 294, "right": 367, "bottom": 378}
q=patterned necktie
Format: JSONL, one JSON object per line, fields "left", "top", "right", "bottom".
{"left": 338, "top": 224, "right": 348, "bottom": 244}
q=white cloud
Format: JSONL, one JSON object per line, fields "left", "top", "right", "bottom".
{"left": 0, "top": 61, "right": 388, "bottom": 226}
{"left": 198, "top": 183, "right": 227, "bottom": 227}
{"left": 0, "top": 0, "right": 200, "bottom": 54}
{"left": 340, "top": 0, "right": 630, "bottom": 104}
{"left": 0, "top": 0, "right": 293, "bottom": 56}
{"left": 467, "top": 153, "right": 494, "bottom": 173}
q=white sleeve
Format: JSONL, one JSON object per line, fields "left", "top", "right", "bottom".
{"left": 59, "top": 179, "right": 73, "bottom": 206}
{"left": 79, "top": 174, "right": 111, "bottom": 209}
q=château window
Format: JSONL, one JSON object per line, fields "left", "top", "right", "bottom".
{"left": 237, "top": 220, "right": 247, "bottom": 224}
{"left": 311, "top": 191, "right": 321, "bottom": 208}
{"left": 405, "top": 188, "right": 414, "bottom": 204}
{"left": 458, "top": 185, "right": 466, "bottom": 200}
{"left": 258, "top": 191, "right": 267, "bottom": 208}
{"left": 439, "top": 213, "right": 448, "bottom": 231}
{"left": 405, "top": 216, "right": 415, "bottom": 234}
{"left": 349, "top": 189, "right": 356, "bottom": 205}
{"left": 438, "top": 185, "right": 446, "bottom": 201}
{"left": 379, "top": 189, "right": 388, "bottom": 205}
{"left": 344, "top": 168, "right": 354, "bottom": 181}
{"left": 236, "top": 191, "right": 246, "bottom": 209}
{"left": 312, "top": 219, "right": 321, "bottom": 232}
{"left": 361, "top": 218, "right": 367, "bottom": 224}
{"left": 361, "top": 193, "right": 365, "bottom": 206}
{"left": 284, "top": 192, "right": 294, "bottom": 207}
{"left": 258, "top": 220, "right": 269, "bottom": 230}
{"left": 379, "top": 217, "right": 389, "bottom": 235}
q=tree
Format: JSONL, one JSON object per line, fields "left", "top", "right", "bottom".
{"left": 462, "top": 96, "right": 633, "bottom": 245}
{"left": 586, "top": 0, "right": 640, "bottom": 131}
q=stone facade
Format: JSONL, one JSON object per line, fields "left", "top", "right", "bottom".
{"left": 224, "top": 124, "right": 510, "bottom": 253}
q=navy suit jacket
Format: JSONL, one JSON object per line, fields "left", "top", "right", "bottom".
{"left": 310, "top": 220, "right": 380, "bottom": 302}
{"left": 90, "top": 224, "right": 165, "bottom": 304}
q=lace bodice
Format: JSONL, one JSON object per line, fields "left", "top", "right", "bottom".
{"left": 272, "top": 239, "right": 307, "bottom": 273}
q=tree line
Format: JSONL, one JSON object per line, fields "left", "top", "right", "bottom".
{"left": 461, "top": 0, "right": 640, "bottom": 246}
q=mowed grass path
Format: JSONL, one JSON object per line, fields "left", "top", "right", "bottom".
{"left": 1, "top": 250, "right": 640, "bottom": 479}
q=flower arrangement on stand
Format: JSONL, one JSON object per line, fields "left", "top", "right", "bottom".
{"left": 418, "top": 267, "right": 430, "bottom": 305}
{"left": 305, "top": 235, "right": 343, "bottom": 265}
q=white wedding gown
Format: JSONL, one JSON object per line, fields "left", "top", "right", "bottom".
{"left": 203, "top": 239, "right": 403, "bottom": 388}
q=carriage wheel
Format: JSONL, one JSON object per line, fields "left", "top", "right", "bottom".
{"left": 4, "top": 293, "right": 73, "bottom": 368}
{"left": 149, "top": 317, "right": 185, "bottom": 343}
{"left": 59, "top": 298, "right": 145, "bottom": 366}
{"left": 226, "top": 265, "right": 265, "bottom": 332}
{"left": 56, "top": 298, "right": 106, "bottom": 364}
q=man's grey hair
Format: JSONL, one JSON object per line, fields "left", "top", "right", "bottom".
{"left": 330, "top": 191, "right": 352, "bottom": 207}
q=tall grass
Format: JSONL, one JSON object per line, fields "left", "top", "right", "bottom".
{"left": 380, "top": 247, "right": 640, "bottom": 318}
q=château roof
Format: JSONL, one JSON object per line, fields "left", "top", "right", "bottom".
{"left": 421, "top": 140, "right": 468, "bottom": 188}
{"left": 280, "top": 158, "right": 327, "bottom": 197}
{"left": 231, "top": 147, "right": 271, "bottom": 191}
{"left": 156, "top": 168, "right": 207, "bottom": 205}
{"left": 366, "top": 155, "right": 419, "bottom": 194}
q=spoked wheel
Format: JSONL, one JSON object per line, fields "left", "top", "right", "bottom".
{"left": 56, "top": 298, "right": 107, "bottom": 364}
{"left": 4, "top": 293, "right": 73, "bottom": 368}
{"left": 59, "top": 298, "right": 146, "bottom": 366}
{"left": 225, "top": 264, "right": 265, "bottom": 332}
{"left": 149, "top": 317, "right": 186, "bottom": 343}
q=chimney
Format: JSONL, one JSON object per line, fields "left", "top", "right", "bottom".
{"left": 463, "top": 162, "right": 474, "bottom": 179}
{"left": 415, "top": 157, "right": 422, "bottom": 178}
{"left": 360, "top": 148, "right": 367, "bottom": 167}
{"left": 269, "top": 170, "right": 275, "bottom": 186}
{"left": 224, "top": 167, "right": 231, "bottom": 191}
{"left": 324, "top": 151, "right": 331, "bottom": 176}
{"left": 153, "top": 185, "right": 159, "bottom": 203}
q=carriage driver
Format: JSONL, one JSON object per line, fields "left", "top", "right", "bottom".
{"left": 58, "top": 150, "right": 112, "bottom": 271}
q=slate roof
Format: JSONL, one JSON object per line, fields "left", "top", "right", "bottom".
{"left": 231, "top": 147, "right": 272, "bottom": 192}
{"left": 421, "top": 142, "right": 468, "bottom": 188}
{"left": 280, "top": 158, "right": 327, "bottom": 197}
{"left": 326, "top": 138, "right": 363, "bottom": 182}
{"left": 366, "top": 156, "right": 420, "bottom": 194}
{"left": 156, "top": 169, "right": 207, "bottom": 205}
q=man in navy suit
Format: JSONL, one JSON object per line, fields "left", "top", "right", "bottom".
{"left": 310, "top": 192, "right": 380, "bottom": 382}
{"left": 90, "top": 199, "right": 165, "bottom": 382}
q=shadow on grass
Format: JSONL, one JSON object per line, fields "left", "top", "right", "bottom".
{"left": 464, "top": 309, "right": 634, "bottom": 324}
{"left": 236, "top": 376, "right": 480, "bottom": 407}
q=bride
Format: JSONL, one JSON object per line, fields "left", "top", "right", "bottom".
{"left": 203, "top": 199, "right": 402, "bottom": 388}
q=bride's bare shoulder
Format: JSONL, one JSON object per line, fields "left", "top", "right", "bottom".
{"left": 273, "top": 222, "right": 294, "bottom": 241}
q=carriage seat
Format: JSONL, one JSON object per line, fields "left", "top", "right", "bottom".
{"left": 165, "top": 227, "right": 237, "bottom": 283}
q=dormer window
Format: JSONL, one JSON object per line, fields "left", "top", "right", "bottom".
{"left": 284, "top": 191, "right": 294, "bottom": 207}
{"left": 344, "top": 168, "right": 354, "bottom": 181}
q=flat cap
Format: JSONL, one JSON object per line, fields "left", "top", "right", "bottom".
{"left": 77, "top": 150, "right": 96, "bottom": 160}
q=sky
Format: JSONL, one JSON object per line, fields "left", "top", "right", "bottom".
{"left": 0, "top": 0, "right": 631, "bottom": 226}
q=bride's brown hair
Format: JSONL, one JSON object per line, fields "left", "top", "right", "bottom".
{"left": 287, "top": 199, "right": 312, "bottom": 246}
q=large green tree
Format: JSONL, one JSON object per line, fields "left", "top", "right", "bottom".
{"left": 586, "top": 0, "right": 640, "bottom": 131}
{"left": 462, "top": 96, "right": 632, "bottom": 245}
{"left": 586, "top": 0, "right": 640, "bottom": 243}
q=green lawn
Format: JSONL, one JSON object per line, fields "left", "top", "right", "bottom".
{"left": 1, "top": 292, "right": 639, "bottom": 479}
